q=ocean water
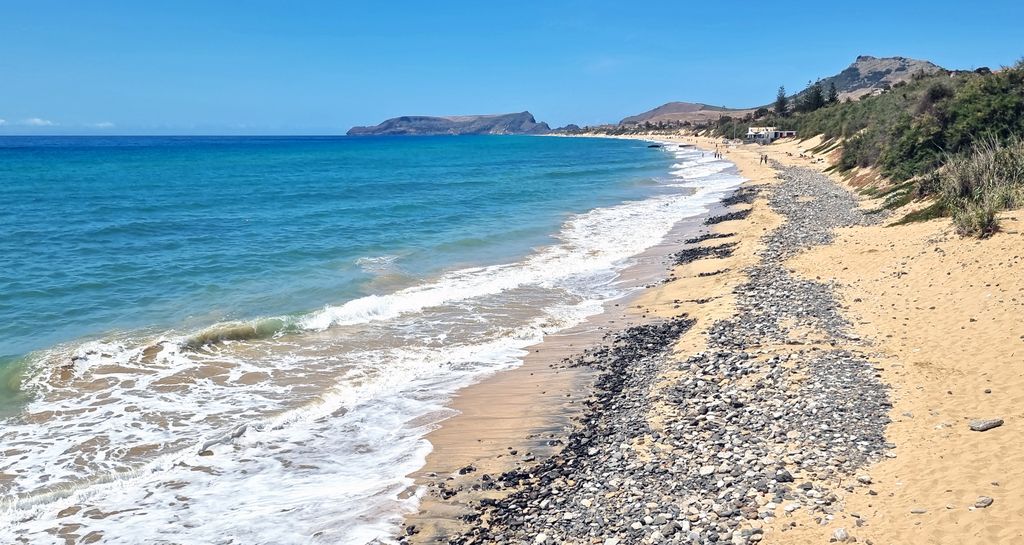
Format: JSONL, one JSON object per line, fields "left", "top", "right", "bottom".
{"left": 0, "top": 135, "right": 742, "bottom": 544}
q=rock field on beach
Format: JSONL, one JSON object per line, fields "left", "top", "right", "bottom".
{"left": 404, "top": 165, "right": 895, "bottom": 545}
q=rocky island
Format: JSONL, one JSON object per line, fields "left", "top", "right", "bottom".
{"left": 347, "top": 111, "right": 551, "bottom": 136}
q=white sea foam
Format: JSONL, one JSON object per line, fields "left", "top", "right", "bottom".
{"left": 0, "top": 143, "right": 744, "bottom": 544}
{"left": 300, "top": 151, "right": 735, "bottom": 332}
{"left": 355, "top": 254, "right": 401, "bottom": 273}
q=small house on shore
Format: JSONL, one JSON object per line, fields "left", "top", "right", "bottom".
{"left": 745, "top": 126, "right": 797, "bottom": 143}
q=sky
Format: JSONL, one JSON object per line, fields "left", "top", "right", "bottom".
{"left": 1, "top": 0, "right": 1022, "bottom": 135}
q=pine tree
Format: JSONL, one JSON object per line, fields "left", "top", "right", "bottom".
{"left": 827, "top": 82, "right": 839, "bottom": 105}
{"left": 774, "top": 86, "right": 789, "bottom": 117}
{"left": 798, "top": 81, "right": 826, "bottom": 113}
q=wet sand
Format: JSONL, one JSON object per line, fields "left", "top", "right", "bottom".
{"left": 401, "top": 131, "right": 1024, "bottom": 544}
{"left": 402, "top": 143, "right": 773, "bottom": 543}
{"left": 403, "top": 210, "right": 717, "bottom": 542}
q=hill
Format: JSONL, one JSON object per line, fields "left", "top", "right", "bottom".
{"left": 616, "top": 56, "right": 946, "bottom": 128}
{"left": 619, "top": 102, "right": 754, "bottom": 126}
{"left": 347, "top": 111, "right": 551, "bottom": 136}
{"left": 806, "top": 55, "right": 945, "bottom": 100}
{"left": 708, "top": 59, "right": 1024, "bottom": 236}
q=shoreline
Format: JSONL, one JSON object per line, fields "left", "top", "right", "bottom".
{"left": 398, "top": 133, "right": 1024, "bottom": 545}
{"left": 400, "top": 139, "right": 770, "bottom": 542}
{"left": 398, "top": 136, "right": 896, "bottom": 545}
{"left": 3, "top": 135, "right": 745, "bottom": 545}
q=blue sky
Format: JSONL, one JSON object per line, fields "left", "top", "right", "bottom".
{"left": 1, "top": 0, "right": 1022, "bottom": 134}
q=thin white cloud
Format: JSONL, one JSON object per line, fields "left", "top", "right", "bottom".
{"left": 91, "top": 121, "right": 115, "bottom": 129}
{"left": 22, "top": 117, "right": 57, "bottom": 127}
{"left": 0, "top": 119, "right": 6, "bottom": 126}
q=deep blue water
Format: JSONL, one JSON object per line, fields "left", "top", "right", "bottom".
{"left": 0, "top": 135, "right": 672, "bottom": 361}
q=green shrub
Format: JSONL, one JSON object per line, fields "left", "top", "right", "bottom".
{"left": 914, "top": 171, "right": 942, "bottom": 199}
{"left": 915, "top": 81, "right": 954, "bottom": 115}
{"left": 951, "top": 201, "right": 999, "bottom": 237}
{"left": 890, "top": 201, "right": 947, "bottom": 226}
{"left": 940, "top": 136, "right": 1024, "bottom": 236}
{"left": 711, "top": 61, "right": 1024, "bottom": 201}
{"left": 942, "top": 62, "right": 1024, "bottom": 152}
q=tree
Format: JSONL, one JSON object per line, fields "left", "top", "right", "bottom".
{"left": 797, "top": 80, "right": 826, "bottom": 113}
{"left": 827, "top": 82, "right": 840, "bottom": 105}
{"left": 754, "top": 107, "right": 770, "bottom": 118}
{"left": 774, "top": 86, "right": 789, "bottom": 117}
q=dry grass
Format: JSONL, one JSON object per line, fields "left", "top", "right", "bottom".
{"left": 940, "top": 136, "right": 1024, "bottom": 236}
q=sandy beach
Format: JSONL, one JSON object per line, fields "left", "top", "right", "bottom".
{"left": 761, "top": 138, "right": 1024, "bottom": 544}
{"left": 696, "top": 134, "right": 1024, "bottom": 544}
{"left": 402, "top": 172, "right": 752, "bottom": 542}
{"left": 399, "top": 133, "right": 1024, "bottom": 545}
{"left": 402, "top": 139, "right": 794, "bottom": 543}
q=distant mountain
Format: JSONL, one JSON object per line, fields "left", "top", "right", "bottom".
{"left": 619, "top": 102, "right": 754, "bottom": 125}
{"left": 615, "top": 56, "right": 947, "bottom": 127}
{"left": 808, "top": 55, "right": 946, "bottom": 100}
{"left": 347, "top": 111, "right": 551, "bottom": 136}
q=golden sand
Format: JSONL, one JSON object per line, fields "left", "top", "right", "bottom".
{"left": 405, "top": 136, "right": 784, "bottom": 542}
{"left": 705, "top": 134, "right": 1024, "bottom": 544}
{"left": 405, "top": 132, "right": 1024, "bottom": 544}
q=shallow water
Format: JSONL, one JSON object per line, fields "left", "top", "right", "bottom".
{"left": 0, "top": 135, "right": 742, "bottom": 544}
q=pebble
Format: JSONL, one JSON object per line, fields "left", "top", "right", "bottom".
{"left": 969, "top": 419, "right": 1004, "bottom": 432}
{"left": 408, "top": 165, "right": 892, "bottom": 545}
{"left": 975, "top": 496, "right": 994, "bottom": 508}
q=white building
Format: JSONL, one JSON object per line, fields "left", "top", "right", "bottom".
{"left": 746, "top": 126, "right": 797, "bottom": 143}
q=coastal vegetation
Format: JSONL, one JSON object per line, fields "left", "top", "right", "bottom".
{"left": 939, "top": 135, "right": 1024, "bottom": 236}
{"left": 774, "top": 86, "right": 789, "bottom": 117}
{"left": 707, "top": 60, "right": 1024, "bottom": 236}
{"left": 555, "top": 55, "right": 1024, "bottom": 236}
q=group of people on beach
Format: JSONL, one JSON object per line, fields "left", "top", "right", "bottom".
{"left": 760, "top": 153, "right": 769, "bottom": 164}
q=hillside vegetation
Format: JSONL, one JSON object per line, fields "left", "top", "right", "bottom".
{"left": 714, "top": 61, "right": 1024, "bottom": 236}
{"left": 612, "top": 57, "right": 942, "bottom": 129}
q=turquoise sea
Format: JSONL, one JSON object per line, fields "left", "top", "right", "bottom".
{"left": 1, "top": 136, "right": 674, "bottom": 362}
{"left": 0, "top": 135, "right": 742, "bottom": 544}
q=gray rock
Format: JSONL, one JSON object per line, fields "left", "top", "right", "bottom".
{"left": 347, "top": 111, "right": 551, "bottom": 136}
{"left": 975, "top": 496, "right": 994, "bottom": 508}
{"left": 426, "top": 165, "right": 894, "bottom": 545}
{"left": 832, "top": 527, "right": 850, "bottom": 542}
{"left": 969, "top": 419, "right": 1004, "bottom": 432}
